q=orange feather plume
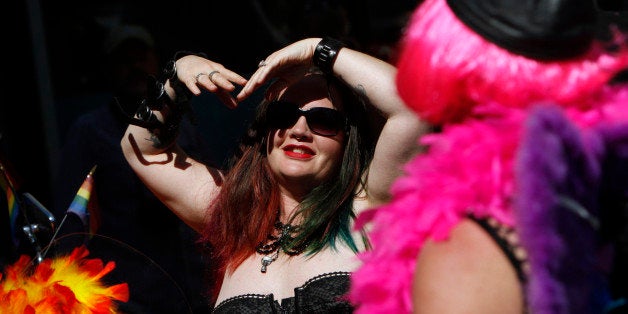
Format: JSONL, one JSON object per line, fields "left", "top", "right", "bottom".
{"left": 0, "top": 245, "right": 129, "bottom": 313}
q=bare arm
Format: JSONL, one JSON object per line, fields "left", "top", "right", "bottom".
{"left": 120, "top": 55, "right": 248, "bottom": 232}
{"left": 331, "top": 45, "right": 429, "bottom": 207}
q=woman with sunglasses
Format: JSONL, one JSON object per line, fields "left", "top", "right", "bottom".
{"left": 120, "top": 37, "right": 426, "bottom": 312}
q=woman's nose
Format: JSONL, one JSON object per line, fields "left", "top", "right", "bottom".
{"left": 289, "top": 116, "right": 311, "bottom": 139}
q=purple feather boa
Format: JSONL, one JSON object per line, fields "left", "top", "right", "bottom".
{"left": 515, "top": 104, "right": 628, "bottom": 313}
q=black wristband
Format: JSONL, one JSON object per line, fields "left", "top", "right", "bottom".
{"left": 313, "top": 37, "right": 344, "bottom": 74}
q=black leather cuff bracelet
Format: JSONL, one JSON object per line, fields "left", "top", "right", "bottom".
{"left": 148, "top": 50, "right": 207, "bottom": 125}
{"left": 160, "top": 62, "right": 191, "bottom": 107}
{"left": 135, "top": 101, "right": 161, "bottom": 128}
{"left": 131, "top": 101, "right": 184, "bottom": 148}
{"left": 313, "top": 37, "right": 344, "bottom": 75}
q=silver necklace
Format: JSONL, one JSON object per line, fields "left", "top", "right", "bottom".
{"left": 255, "top": 220, "right": 309, "bottom": 273}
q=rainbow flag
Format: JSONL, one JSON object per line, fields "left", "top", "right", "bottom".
{"left": 67, "top": 165, "right": 97, "bottom": 235}
{"left": 0, "top": 163, "right": 19, "bottom": 244}
{"left": 6, "top": 187, "right": 18, "bottom": 233}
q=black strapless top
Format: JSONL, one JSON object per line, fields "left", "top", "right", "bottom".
{"left": 212, "top": 271, "right": 353, "bottom": 313}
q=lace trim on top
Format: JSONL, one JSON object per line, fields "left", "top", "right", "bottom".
{"left": 212, "top": 271, "right": 352, "bottom": 313}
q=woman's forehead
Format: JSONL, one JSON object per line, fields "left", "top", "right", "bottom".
{"left": 278, "top": 75, "right": 343, "bottom": 110}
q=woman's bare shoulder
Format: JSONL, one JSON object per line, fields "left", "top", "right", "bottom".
{"left": 412, "top": 218, "right": 524, "bottom": 313}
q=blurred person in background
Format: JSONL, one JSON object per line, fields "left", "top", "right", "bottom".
{"left": 52, "top": 23, "right": 215, "bottom": 313}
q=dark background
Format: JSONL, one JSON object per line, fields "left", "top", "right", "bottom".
{"left": 2, "top": 0, "right": 628, "bottom": 235}
{"left": 2, "top": 0, "right": 419, "bottom": 211}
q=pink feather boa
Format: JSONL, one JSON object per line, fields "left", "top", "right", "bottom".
{"left": 348, "top": 86, "right": 628, "bottom": 313}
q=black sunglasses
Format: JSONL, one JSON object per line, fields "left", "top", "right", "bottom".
{"left": 266, "top": 100, "right": 348, "bottom": 136}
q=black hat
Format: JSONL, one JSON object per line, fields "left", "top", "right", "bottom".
{"left": 446, "top": 0, "right": 597, "bottom": 60}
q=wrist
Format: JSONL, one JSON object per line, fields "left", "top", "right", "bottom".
{"left": 160, "top": 50, "right": 208, "bottom": 82}
{"left": 313, "top": 37, "right": 344, "bottom": 75}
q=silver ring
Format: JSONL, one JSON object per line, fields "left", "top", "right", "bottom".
{"left": 208, "top": 70, "right": 220, "bottom": 83}
{"left": 258, "top": 60, "right": 267, "bottom": 68}
{"left": 195, "top": 72, "right": 208, "bottom": 82}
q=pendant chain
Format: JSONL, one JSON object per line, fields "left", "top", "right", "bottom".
{"left": 256, "top": 220, "right": 309, "bottom": 273}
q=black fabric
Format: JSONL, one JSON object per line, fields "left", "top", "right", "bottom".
{"left": 446, "top": 0, "right": 596, "bottom": 60}
{"left": 212, "top": 271, "right": 354, "bottom": 313}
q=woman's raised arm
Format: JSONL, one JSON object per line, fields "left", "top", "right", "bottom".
{"left": 120, "top": 54, "right": 247, "bottom": 231}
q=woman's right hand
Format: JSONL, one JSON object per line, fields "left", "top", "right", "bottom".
{"left": 170, "top": 55, "right": 248, "bottom": 109}
{"left": 237, "top": 38, "right": 320, "bottom": 102}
